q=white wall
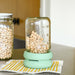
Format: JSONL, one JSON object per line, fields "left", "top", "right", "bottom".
{"left": 40, "top": 0, "right": 50, "bottom": 17}
{"left": 40, "top": 0, "right": 75, "bottom": 47}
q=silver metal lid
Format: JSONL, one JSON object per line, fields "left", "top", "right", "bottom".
{"left": 0, "top": 13, "right": 13, "bottom": 18}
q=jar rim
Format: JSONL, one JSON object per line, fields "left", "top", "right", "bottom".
{"left": 0, "top": 13, "right": 13, "bottom": 19}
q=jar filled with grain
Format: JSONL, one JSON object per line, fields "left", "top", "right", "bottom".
{"left": 25, "top": 17, "right": 51, "bottom": 53}
{"left": 0, "top": 13, "right": 14, "bottom": 59}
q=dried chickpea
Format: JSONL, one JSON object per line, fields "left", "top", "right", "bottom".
{"left": 26, "top": 31, "right": 49, "bottom": 53}
{"left": 0, "top": 27, "right": 13, "bottom": 59}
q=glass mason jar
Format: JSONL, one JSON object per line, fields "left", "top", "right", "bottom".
{"left": 0, "top": 13, "right": 14, "bottom": 59}
{"left": 25, "top": 17, "right": 51, "bottom": 53}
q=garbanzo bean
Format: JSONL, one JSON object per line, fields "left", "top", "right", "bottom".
{"left": 0, "top": 27, "right": 13, "bottom": 59}
{"left": 26, "top": 31, "right": 49, "bottom": 53}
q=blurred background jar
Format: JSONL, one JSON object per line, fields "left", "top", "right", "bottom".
{"left": 0, "top": 13, "right": 14, "bottom": 59}
{"left": 25, "top": 17, "right": 51, "bottom": 53}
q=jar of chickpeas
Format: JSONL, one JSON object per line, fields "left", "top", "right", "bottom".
{"left": 25, "top": 17, "right": 51, "bottom": 53}
{"left": 0, "top": 13, "right": 14, "bottom": 59}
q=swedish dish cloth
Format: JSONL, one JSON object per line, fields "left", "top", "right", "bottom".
{"left": 0, "top": 60, "right": 63, "bottom": 74}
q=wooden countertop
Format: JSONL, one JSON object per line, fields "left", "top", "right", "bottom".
{"left": 0, "top": 43, "right": 75, "bottom": 75}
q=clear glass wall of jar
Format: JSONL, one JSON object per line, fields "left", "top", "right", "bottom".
{"left": 0, "top": 13, "right": 14, "bottom": 59}
{"left": 25, "top": 17, "right": 51, "bottom": 53}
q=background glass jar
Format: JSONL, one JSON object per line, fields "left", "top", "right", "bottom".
{"left": 25, "top": 17, "right": 51, "bottom": 53}
{"left": 0, "top": 13, "right": 14, "bottom": 59}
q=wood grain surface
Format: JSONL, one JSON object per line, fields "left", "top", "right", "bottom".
{"left": 0, "top": 0, "right": 40, "bottom": 40}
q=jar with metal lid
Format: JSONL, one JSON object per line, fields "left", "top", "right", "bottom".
{"left": 0, "top": 13, "right": 14, "bottom": 59}
{"left": 25, "top": 17, "right": 51, "bottom": 53}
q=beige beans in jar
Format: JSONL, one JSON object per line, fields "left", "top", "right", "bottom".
{"left": 0, "top": 27, "right": 13, "bottom": 59}
{"left": 26, "top": 31, "right": 49, "bottom": 53}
